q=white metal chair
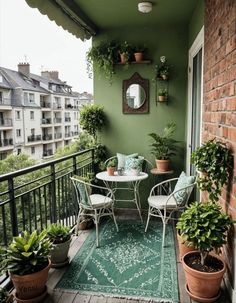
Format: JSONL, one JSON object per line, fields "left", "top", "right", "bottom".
{"left": 71, "top": 176, "right": 119, "bottom": 247}
{"left": 145, "top": 177, "right": 196, "bottom": 247}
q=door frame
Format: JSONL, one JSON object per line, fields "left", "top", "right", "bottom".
{"left": 186, "top": 26, "right": 204, "bottom": 175}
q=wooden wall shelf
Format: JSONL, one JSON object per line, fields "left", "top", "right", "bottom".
{"left": 117, "top": 60, "right": 152, "bottom": 65}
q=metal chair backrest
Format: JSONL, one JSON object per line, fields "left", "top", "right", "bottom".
{"left": 71, "top": 177, "right": 92, "bottom": 209}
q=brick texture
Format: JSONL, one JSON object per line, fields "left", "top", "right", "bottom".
{"left": 204, "top": 0, "right": 236, "bottom": 289}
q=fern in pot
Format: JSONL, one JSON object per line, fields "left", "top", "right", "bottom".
{"left": 177, "top": 201, "right": 233, "bottom": 302}
{"left": 47, "top": 223, "right": 72, "bottom": 268}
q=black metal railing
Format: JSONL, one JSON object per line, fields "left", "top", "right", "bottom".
{"left": 64, "top": 117, "right": 71, "bottom": 122}
{"left": 40, "top": 101, "right": 51, "bottom": 108}
{"left": 0, "top": 138, "right": 13, "bottom": 147}
{"left": 54, "top": 133, "right": 62, "bottom": 139}
{"left": 42, "top": 134, "right": 53, "bottom": 141}
{"left": 0, "top": 148, "right": 94, "bottom": 246}
{"left": 0, "top": 118, "right": 12, "bottom": 127}
{"left": 54, "top": 118, "right": 62, "bottom": 123}
{"left": 41, "top": 118, "right": 52, "bottom": 124}
{"left": 27, "top": 135, "right": 42, "bottom": 142}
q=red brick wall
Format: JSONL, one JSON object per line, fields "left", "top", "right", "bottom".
{"left": 204, "top": 0, "right": 236, "bottom": 289}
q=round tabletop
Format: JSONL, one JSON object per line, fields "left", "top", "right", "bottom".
{"left": 96, "top": 171, "right": 148, "bottom": 182}
{"left": 150, "top": 168, "right": 174, "bottom": 175}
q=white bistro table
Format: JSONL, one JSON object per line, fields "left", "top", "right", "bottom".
{"left": 96, "top": 171, "right": 148, "bottom": 222}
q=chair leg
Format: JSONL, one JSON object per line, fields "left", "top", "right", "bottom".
{"left": 145, "top": 206, "right": 151, "bottom": 232}
{"left": 162, "top": 222, "right": 166, "bottom": 247}
{"left": 94, "top": 209, "right": 99, "bottom": 247}
{"left": 75, "top": 209, "right": 83, "bottom": 236}
{"left": 111, "top": 206, "right": 119, "bottom": 232}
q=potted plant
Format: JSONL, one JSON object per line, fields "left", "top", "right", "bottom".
{"left": 191, "top": 139, "right": 233, "bottom": 203}
{"left": 158, "top": 88, "right": 168, "bottom": 102}
{"left": 106, "top": 158, "right": 118, "bottom": 176}
{"left": 47, "top": 223, "right": 72, "bottom": 268}
{"left": 155, "top": 56, "right": 170, "bottom": 80}
{"left": 0, "top": 230, "right": 52, "bottom": 302}
{"left": 118, "top": 41, "right": 132, "bottom": 64}
{"left": 148, "top": 122, "right": 178, "bottom": 171}
{"left": 0, "top": 288, "right": 13, "bottom": 303}
{"left": 177, "top": 201, "right": 233, "bottom": 302}
{"left": 86, "top": 40, "right": 119, "bottom": 82}
{"left": 133, "top": 44, "right": 147, "bottom": 62}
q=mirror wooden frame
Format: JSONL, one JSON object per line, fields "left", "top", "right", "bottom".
{"left": 122, "top": 72, "right": 149, "bottom": 114}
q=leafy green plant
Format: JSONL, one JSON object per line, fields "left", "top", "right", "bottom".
{"left": 80, "top": 104, "right": 106, "bottom": 144}
{"left": 148, "top": 123, "right": 179, "bottom": 160}
{"left": 176, "top": 201, "right": 233, "bottom": 265}
{"left": 86, "top": 40, "right": 119, "bottom": 82}
{"left": 155, "top": 56, "right": 170, "bottom": 80}
{"left": 47, "top": 223, "right": 71, "bottom": 244}
{"left": 0, "top": 230, "right": 52, "bottom": 276}
{"left": 158, "top": 88, "right": 168, "bottom": 96}
{"left": 106, "top": 158, "right": 118, "bottom": 168}
{"left": 0, "top": 288, "right": 9, "bottom": 302}
{"left": 191, "top": 139, "right": 233, "bottom": 203}
{"left": 133, "top": 44, "right": 147, "bottom": 53}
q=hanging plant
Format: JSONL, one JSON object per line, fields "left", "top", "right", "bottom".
{"left": 86, "top": 40, "right": 119, "bottom": 83}
{"left": 155, "top": 56, "right": 170, "bottom": 80}
{"left": 191, "top": 139, "right": 233, "bottom": 203}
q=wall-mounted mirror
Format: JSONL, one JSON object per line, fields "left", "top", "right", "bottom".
{"left": 123, "top": 72, "right": 149, "bottom": 114}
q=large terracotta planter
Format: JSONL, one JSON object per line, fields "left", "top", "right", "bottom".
{"left": 177, "top": 232, "right": 195, "bottom": 261}
{"left": 10, "top": 261, "right": 51, "bottom": 301}
{"left": 50, "top": 238, "right": 71, "bottom": 267}
{"left": 155, "top": 159, "right": 170, "bottom": 171}
{"left": 182, "top": 251, "right": 226, "bottom": 302}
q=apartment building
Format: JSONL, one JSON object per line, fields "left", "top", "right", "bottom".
{"left": 0, "top": 63, "right": 91, "bottom": 160}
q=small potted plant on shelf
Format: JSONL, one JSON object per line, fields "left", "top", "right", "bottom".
{"left": 47, "top": 223, "right": 72, "bottom": 268}
{"left": 118, "top": 41, "right": 132, "bottom": 64}
{"left": 155, "top": 56, "right": 170, "bottom": 80}
{"left": 158, "top": 88, "right": 168, "bottom": 102}
{"left": 148, "top": 122, "right": 178, "bottom": 171}
{"left": 191, "top": 139, "right": 233, "bottom": 203}
{"left": 133, "top": 44, "right": 147, "bottom": 62}
{"left": 177, "top": 201, "right": 233, "bottom": 303}
{"left": 106, "top": 158, "right": 118, "bottom": 176}
{"left": 0, "top": 230, "right": 52, "bottom": 303}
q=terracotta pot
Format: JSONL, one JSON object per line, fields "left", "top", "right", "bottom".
{"left": 158, "top": 95, "right": 168, "bottom": 102}
{"left": 14, "top": 287, "right": 47, "bottom": 303}
{"left": 134, "top": 52, "right": 143, "bottom": 62}
{"left": 177, "top": 232, "right": 195, "bottom": 261}
{"left": 10, "top": 261, "right": 51, "bottom": 300}
{"left": 155, "top": 159, "right": 170, "bottom": 171}
{"left": 120, "top": 53, "right": 127, "bottom": 64}
{"left": 107, "top": 167, "right": 115, "bottom": 176}
{"left": 182, "top": 251, "right": 226, "bottom": 302}
{"left": 50, "top": 238, "right": 71, "bottom": 267}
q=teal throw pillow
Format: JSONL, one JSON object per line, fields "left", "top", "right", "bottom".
{"left": 117, "top": 153, "right": 138, "bottom": 169}
{"left": 173, "top": 172, "right": 195, "bottom": 205}
{"left": 125, "top": 157, "right": 144, "bottom": 174}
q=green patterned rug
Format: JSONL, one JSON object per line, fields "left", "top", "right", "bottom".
{"left": 56, "top": 220, "right": 179, "bottom": 303}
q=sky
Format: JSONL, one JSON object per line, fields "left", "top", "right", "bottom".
{"left": 0, "top": 0, "right": 93, "bottom": 93}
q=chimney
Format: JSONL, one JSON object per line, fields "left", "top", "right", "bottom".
{"left": 41, "top": 70, "right": 59, "bottom": 80}
{"left": 18, "top": 63, "right": 30, "bottom": 76}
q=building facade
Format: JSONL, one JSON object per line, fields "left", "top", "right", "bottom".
{"left": 0, "top": 63, "right": 92, "bottom": 160}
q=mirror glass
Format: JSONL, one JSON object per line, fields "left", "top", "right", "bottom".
{"left": 126, "top": 84, "right": 146, "bottom": 109}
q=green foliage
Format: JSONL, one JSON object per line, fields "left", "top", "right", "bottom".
{"left": 80, "top": 104, "right": 106, "bottom": 144}
{"left": 47, "top": 223, "right": 71, "bottom": 244}
{"left": 133, "top": 44, "right": 147, "bottom": 53}
{"left": 176, "top": 201, "right": 233, "bottom": 265}
{"left": 191, "top": 139, "right": 233, "bottom": 203}
{"left": 158, "top": 88, "right": 168, "bottom": 96}
{"left": 87, "top": 40, "right": 119, "bottom": 81}
{"left": 106, "top": 158, "right": 118, "bottom": 168}
{"left": 0, "top": 230, "right": 52, "bottom": 276}
{"left": 0, "top": 287, "right": 9, "bottom": 302}
{"left": 148, "top": 123, "right": 179, "bottom": 160}
{"left": 155, "top": 56, "right": 170, "bottom": 79}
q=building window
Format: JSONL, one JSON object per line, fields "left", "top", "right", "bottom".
{"left": 0, "top": 75, "right": 3, "bottom": 82}
{"left": 29, "top": 93, "right": 35, "bottom": 103}
{"left": 24, "top": 92, "right": 28, "bottom": 102}
{"left": 30, "top": 111, "right": 34, "bottom": 120}
{"left": 31, "top": 147, "right": 35, "bottom": 154}
{"left": 17, "top": 148, "right": 21, "bottom": 155}
{"left": 0, "top": 92, "right": 2, "bottom": 103}
{"left": 16, "top": 111, "right": 21, "bottom": 120}
{"left": 16, "top": 129, "right": 21, "bottom": 137}
{"left": 31, "top": 128, "right": 35, "bottom": 135}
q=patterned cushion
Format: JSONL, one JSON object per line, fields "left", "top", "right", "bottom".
{"left": 116, "top": 153, "right": 138, "bottom": 169}
{"left": 173, "top": 172, "right": 195, "bottom": 205}
{"left": 72, "top": 176, "right": 92, "bottom": 207}
{"left": 125, "top": 157, "right": 144, "bottom": 174}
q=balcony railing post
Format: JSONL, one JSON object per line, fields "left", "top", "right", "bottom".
{"left": 92, "top": 148, "right": 95, "bottom": 173}
{"left": 8, "top": 178, "right": 18, "bottom": 236}
{"left": 73, "top": 155, "right": 77, "bottom": 174}
{"left": 50, "top": 164, "right": 57, "bottom": 223}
